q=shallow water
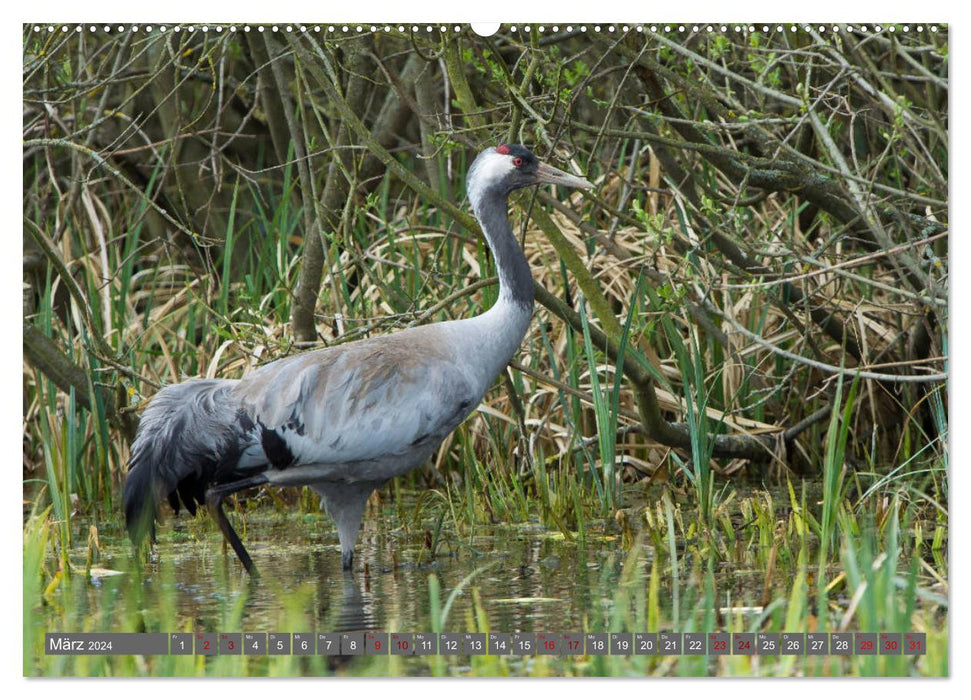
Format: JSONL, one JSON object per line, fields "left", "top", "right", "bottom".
{"left": 33, "top": 484, "right": 946, "bottom": 676}
{"left": 64, "top": 498, "right": 643, "bottom": 638}
{"left": 52, "top": 483, "right": 821, "bottom": 638}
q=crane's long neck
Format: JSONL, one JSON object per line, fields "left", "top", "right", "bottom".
{"left": 460, "top": 186, "right": 534, "bottom": 388}
{"left": 473, "top": 187, "right": 535, "bottom": 312}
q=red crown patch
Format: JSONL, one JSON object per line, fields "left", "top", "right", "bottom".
{"left": 496, "top": 144, "right": 511, "bottom": 154}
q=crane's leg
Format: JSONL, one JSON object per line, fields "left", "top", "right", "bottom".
{"left": 314, "top": 481, "right": 380, "bottom": 571}
{"left": 205, "top": 474, "right": 269, "bottom": 576}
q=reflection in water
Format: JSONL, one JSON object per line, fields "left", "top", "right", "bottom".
{"left": 332, "top": 571, "right": 378, "bottom": 632}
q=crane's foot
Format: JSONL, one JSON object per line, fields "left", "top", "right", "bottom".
{"left": 205, "top": 474, "right": 269, "bottom": 577}
{"left": 341, "top": 549, "right": 354, "bottom": 571}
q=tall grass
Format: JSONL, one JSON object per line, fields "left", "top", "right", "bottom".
{"left": 817, "top": 371, "right": 859, "bottom": 622}
{"left": 578, "top": 287, "right": 637, "bottom": 512}
{"left": 649, "top": 282, "right": 720, "bottom": 526}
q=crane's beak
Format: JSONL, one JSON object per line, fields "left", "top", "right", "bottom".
{"left": 535, "top": 161, "right": 593, "bottom": 190}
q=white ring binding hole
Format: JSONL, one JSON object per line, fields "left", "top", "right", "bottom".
{"left": 471, "top": 23, "right": 501, "bottom": 37}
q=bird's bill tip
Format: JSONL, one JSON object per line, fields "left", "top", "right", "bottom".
{"left": 535, "top": 161, "right": 593, "bottom": 190}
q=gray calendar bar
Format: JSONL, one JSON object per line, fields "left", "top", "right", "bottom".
{"left": 42, "top": 631, "right": 928, "bottom": 655}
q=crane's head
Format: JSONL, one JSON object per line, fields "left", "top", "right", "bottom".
{"left": 467, "top": 145, "right": 592, "bottom": 203}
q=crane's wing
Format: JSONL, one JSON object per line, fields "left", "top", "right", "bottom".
{"left": 233, "top": 332, "right": 479, "bottom": 471}
{"left": 122, "top": 329, "right": 482, "bottom": 543}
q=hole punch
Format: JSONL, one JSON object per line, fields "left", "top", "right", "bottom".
{"left": 470, "top": 22, "right": 500, "bottom": 37}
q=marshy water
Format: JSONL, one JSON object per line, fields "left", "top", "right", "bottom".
{"left": 60, "top": 501, "right": 648, "bottom": 636}
{"left": 31, "top": 483, "right": 946, "bottom": 676}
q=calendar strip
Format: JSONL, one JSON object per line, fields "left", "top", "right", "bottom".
{"left": 45, "top": 632, "right": 926, "bottom": 656}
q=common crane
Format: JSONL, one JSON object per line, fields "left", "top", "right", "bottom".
{"left": 123, "top": 145, "right": 592, "bottom": 575}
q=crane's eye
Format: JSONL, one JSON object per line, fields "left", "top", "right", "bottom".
{"left": 512, "top": 156, "right": 524, "bottom": 167}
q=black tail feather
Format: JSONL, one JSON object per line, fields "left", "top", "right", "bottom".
{"left": 122, "top": 379, "right": 258, "bottom": 545}
{"left": 122, "top": 454, "right": 158, "bottom": 545}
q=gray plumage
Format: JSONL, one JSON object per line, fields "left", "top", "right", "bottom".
{"left": 123, "top": 145, "right": 591, "bottom": 574}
